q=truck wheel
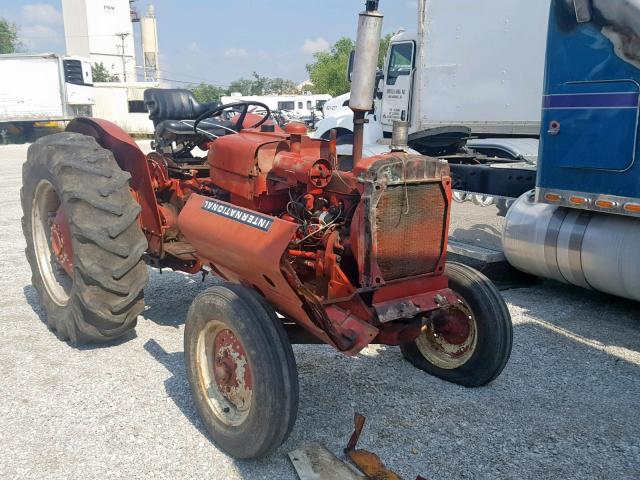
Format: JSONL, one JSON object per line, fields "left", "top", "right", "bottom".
{"left": 401, "top": 262, "right": 512, "bottom": 387}
{"left": 21, "top": 132, "right": 148, "bottom": 344}
{"left": 184, "top": 284, "right": 299, "bottom": 459}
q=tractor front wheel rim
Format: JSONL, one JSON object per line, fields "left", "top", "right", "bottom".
{"left": 31, "top": 180, "right": 73, "bottom": 306}
{"left": 416, "top": 300, "right": 478, "bottom": 370}
{"left": 196, "top": 320, "right": 253, "bottom": 426}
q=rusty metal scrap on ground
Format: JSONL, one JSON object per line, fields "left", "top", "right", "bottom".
{"left": 289, "top": 413, "right": 427, "bottom": 480}
{"left": 289, "top": 443, "right": 365, "bottom": 480}
{"left": 344, "top": 413, "right": 404, "bottom": 480}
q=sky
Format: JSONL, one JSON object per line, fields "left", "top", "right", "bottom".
{"left": 1, "top": 1, "right": 418, "bottom": 87}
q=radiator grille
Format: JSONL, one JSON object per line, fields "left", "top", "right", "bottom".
{"left": 63, "top": 60, "right": 86, "bottom": 86}
{"left": 374, "top": 183, "right": 447, "bottom": 281}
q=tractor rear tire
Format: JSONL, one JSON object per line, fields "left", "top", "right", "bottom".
{"left": 401, "top": 262, "right": 512, "bottom": 387}
{"left": 21, "top": 132, "right": 148, "bottom": 344}
{"left": 184, "top": 284, "right": 299, "bottom": 459}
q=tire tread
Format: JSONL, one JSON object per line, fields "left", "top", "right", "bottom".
{"left": 21, "top": 132, "right": 148, "bottom": 344}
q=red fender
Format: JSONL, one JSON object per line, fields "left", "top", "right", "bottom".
{"left": 66, "top": 117, "right": 163, "bottom": 252}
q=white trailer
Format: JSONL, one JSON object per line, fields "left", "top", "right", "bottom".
{"left": 314, "top": 0, "right": 551, "bottom": 154}
{"left": 0, "top": 53, "right": 95, "bottom": 142}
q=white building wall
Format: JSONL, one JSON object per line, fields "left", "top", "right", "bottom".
{"left": 93, "top": 82, "right": 157, "bottom": 135}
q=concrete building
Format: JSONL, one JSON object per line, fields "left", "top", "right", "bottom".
{"left": 62, "top": 0, "right": 137, "bottom": 82}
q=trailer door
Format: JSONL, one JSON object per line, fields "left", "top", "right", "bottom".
{"left": 381, "top": 41, "right": 415, "bottom": 127}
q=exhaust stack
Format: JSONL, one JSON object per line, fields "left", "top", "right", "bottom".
{"left": 390, "top": 121, "right": 410, "bottom": 152}
{"left": 350, "top": 0, "right": 384, "bottom": 169}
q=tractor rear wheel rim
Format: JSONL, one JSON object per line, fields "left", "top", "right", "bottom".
{"left": 196, "top": 320, "right": 253, "bottom": 426}
{"left": 32, "top": 180, "right": 73, "bottom": 306}
{"left": 416, "top": 299, "right": 478, "bottom": 370}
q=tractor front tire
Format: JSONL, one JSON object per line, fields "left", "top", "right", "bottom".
{"left": 401, "top": 262, "right": 513, "bottom": 387}
{"left": 21, "top": 132, "right": 148, "bottom": 344}
{"left": 184, "top": 284, "right": 299, "bottom": 459}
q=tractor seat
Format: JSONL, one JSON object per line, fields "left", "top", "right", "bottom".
{"left": 144, "top": 88, "right": 220, "bottom": 126}
{"left": 155, "top": 119, "right": 234, "bottom": 140}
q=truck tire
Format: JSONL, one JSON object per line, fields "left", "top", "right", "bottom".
{"left": 21, "top": 132, "right": 148, "bottom": 344}
{"left": 184, "top": 284, "right": 299, "bottom": 459}
{"left": 401, "top": 262, "right": 512, "bottom": 387}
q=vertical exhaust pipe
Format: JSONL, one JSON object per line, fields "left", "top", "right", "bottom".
{"left": 350, "top": 0, "right": 384, "bottom": 169}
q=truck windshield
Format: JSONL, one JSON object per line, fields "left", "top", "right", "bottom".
{"left": 387, "top": 42, "right": 414, "bottom": 83}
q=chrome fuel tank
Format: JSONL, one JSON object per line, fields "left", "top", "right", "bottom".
{"left": 503, "top": 192, "right": 640, "bottom": 302}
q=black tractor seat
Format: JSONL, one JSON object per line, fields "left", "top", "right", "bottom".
{"left": 144, "top": 88, "right": 220, "bottom": 126}
{"left": 144, "top": 88, "right": 239, "bottom": 144}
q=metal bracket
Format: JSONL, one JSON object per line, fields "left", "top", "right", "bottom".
{"left": 573, "top": 0, "right": 592, "bottom": 23}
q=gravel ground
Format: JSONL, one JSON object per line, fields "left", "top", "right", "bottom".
{"left": 450, "top": 199, "right": 506, "bottom": 252}
{"left": 1, "top": 142, "right": 639, "bottom": 480}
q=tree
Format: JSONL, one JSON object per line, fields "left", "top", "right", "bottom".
{"left": 227, "top": 73, "right": 299, "bottom": 96}
{"left": 306, "top": 37, "right": 354, "bottom": 97}
{"left": 378, "top": 33, "right": 392, "bottom": 68}
{"left": 92, "top": 62, "right": 119, "bottom": 82}
{"left": 268, "top": 77, "right": 299, "bottom": 95}
{"left": 250, "top": 72, "right": 268, "bottom": 95}
{"left": 188, "top": 75, "right": 299, "bottom": 102}
{"left": 227, "top": 77, "right": 255, "bottom": 96}
{"left": 0, "top": 17, "right": 21, "bottom": 54}
{"left": 190, "top": 83, "right": 228, "bottom": 103}
{"left": 306, "top": 34, "right": 393, "bottom": 97}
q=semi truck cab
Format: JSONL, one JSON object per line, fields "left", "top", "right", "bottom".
{"left": 379, "top": 36, "right": 414, "bottom": 127}
{"left": 503, "top": 0, "right": 640, "bottom": 303}
{"left": 536, "top": 0, "right": 640, "bottom": 216}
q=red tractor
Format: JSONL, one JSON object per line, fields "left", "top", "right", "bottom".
{"left": 20, "top": 1, "right": 511, "bottom": 459}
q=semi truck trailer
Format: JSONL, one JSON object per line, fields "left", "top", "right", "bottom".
{"left": 0, "top": 53, "right": 94, "bottom": 143}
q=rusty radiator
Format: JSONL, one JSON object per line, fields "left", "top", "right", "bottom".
{"left": 374, "top": 182, "right": 447, "bottom": 281}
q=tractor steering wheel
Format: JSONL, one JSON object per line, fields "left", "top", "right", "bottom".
{"left": 193, "top": 101, "right": 272, "bottom": 136}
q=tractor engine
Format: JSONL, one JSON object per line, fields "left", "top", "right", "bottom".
{"left": 170, "top": 122, "right": 455, "bottom": 354}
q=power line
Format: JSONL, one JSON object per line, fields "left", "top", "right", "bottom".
{"left": 156, "top": 77, "right": 227, "bottom": 87}
{"left": 133, "top": 66, "right": 230, "bottom": 88}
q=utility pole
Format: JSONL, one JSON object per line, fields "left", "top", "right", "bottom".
{"left": 115, "top": 32, "right": 130, "bottom": 83}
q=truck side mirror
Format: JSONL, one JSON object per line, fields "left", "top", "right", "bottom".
{"left": 573, "top": 0, "right": 592, "bottom": 23}
{"left": 347, "top": 50, "right": 355, "bottom": 83}
{"left": 375, "top": 69, "right": 384, "bottom": 84}
{"left": 375, "top": 69, "right": 384, "bottom": 99}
